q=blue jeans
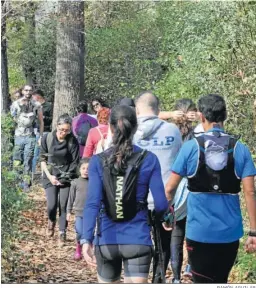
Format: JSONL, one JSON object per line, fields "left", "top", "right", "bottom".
{"left": 13, "top": 135, "right": 36, "bottom": 176}
{"left": 75, "top": 216, "right": 83, "bottom": 242}
{"left": 32, "top": 134, "right": 41, "bottom": 173}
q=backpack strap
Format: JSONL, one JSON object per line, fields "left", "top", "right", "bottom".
{"left": 96, "top": 127, "right": 105, "bottom": 152}
{"left": 132, "top": 149, "right": 148, "bottom": 171}
{"left": 195, "top": 136, "right": 205, "bottom": 164}
{"left": 46, "top": 132, "right": 54, "bottom": 153}
{"left": 46, "top": 132, "right": 73, "bottom": 153}
{"left": 96, "top": 126, "right": 104, "bottom": 139}
{"left": 227, "top": 137, "right": 237, "bottom": 167}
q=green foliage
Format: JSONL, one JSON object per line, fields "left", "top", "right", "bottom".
{"left": 154, "top": 1, "right": 256, "bottom": 153}
{"left": 6, "top": 1, "right": 256, "bottom": 150}
{"left": 1, "top": 115, "right": 31, "bottom": 275}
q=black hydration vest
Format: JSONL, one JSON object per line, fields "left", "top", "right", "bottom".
{"left": 187, "top": 133, "right": 241, "bottom": 194}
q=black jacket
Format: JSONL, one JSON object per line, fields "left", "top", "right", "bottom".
{"left": 40, "top": 131, "right": 80, "bottom": 189}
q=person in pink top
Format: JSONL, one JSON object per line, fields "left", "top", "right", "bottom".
{"left": 83, "top": 107, "right": 110, "bottom": 157}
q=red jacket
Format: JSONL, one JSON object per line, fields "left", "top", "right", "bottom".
{"left": 83, "top": 124, "right": 109, "bottom": 158}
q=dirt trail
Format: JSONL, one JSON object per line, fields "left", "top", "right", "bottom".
{"left": 5, "top": 184, "right": 192, "bottom": 284}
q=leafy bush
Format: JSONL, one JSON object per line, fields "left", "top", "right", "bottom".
{"left": 1, "top": 114, "right": 31, "bottom": 279}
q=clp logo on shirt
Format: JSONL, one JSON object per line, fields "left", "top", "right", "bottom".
{"left": 137, "top": 136, "right": 175, "bottom": 147}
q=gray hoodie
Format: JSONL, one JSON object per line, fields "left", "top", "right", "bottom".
{"left": 133, "top": 116, "right": 182, "bottom": 209}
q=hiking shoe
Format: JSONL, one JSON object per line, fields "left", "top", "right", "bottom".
{"left": 59, "top": 231, "right": 66, "bottom": 247}
{"left": 23, "top": 180, "right": 31, "bottom": 192}
{"left": 171, "top": 278, "right": 181, "bottom": 284}
{"left": 74, "top": 243, "right": 82, "bottom": 260}
{"left": 46, "top": 220, "right": 56, "bottom": 237}
{"left": 183, "top": 264, "right": 192, "bottom": 278}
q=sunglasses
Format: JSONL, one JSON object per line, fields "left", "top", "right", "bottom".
{"left": 57, "top": 127, "right": 71, "bottom": 133}
{"left": 93, "top": 103, "right": 100, "bottom": 108}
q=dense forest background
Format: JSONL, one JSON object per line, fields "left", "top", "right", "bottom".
{"left": 1, "top": 0, "right": 256, "bottom": 283}
{"left": 3, "top": 0, "right": 256, "bottom": 152}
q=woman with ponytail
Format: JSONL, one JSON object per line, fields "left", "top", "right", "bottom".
{"left": 81, "top": 105, "right": 168, "bottom": 283}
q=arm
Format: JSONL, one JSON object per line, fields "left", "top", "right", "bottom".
{"left": 40, "top": 134, "right": 61, "bottom": 186}
{"left": 81, "top": 156, "right": 102, "bottom": 243}
{"left": 243, "top": 176, "right": 256, "bottom": 231}
{"left": 10, "top": 102, "right": 18, "bottom": 122}
{"left": 236, "top": 143, "right": 256, "bottom": 253}
{"left": 72, "top": 116, "right": 79, "bottom": 138}
{"left": 243, "top": 176, "right": 256, "bottom": 253}
{"left": 165, "top": 172, "right": 183, "bottom": 202}
{"left": 37, "top": 107, "right": 44, "bottom": 136}
{"left": 149, "top": 156, "right": 168, "bottom": 215}
{"left": 159, "top": 111, "right": 183, "bottom": 121}
{"left": 83, "top": 129, "right": 95, "bottom": 158}
{"left": 165, "top": 141, "right": 195, "bottom": 201}
{"left": 67, "top": 137, "right": 80, "bottom": 176}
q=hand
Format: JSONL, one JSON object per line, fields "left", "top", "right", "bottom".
{"left": 49, "top": 175, "right": 63, "bottom": 186}
{"left": 66, "top": 213, "right": 71, "bottom": 221}
{"left": 162, "top": 222, "right": 173, "bottom": 231}
{"left": 37, "top": 136, "right": 41, "bottom": 146}
{"left": 186, "top": 111, "right": 197, "bottom": 121}
{"left": 245, "top": 236, "right": 256, "bottom": 253}
{"left": 82, "top": 243, "right": 97, "bottom": 267}
{"left": 171, "top": 110, "right": 184, "bottom": 120}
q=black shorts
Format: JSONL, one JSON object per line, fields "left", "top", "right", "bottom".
{"left": 95, "top": 244, "right": 153, "bottom": 282}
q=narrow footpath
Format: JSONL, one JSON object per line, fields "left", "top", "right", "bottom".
{"left": 6, "top": 183, "right": 192, "bottom": 284}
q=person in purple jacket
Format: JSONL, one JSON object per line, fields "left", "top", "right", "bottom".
{"left": 81, "top": 105, "right": 169, "bottom": 283}
{"left": 72, "top": 101, "right": 98, "bottom": 157}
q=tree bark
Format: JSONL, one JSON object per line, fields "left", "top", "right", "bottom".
{"left": 23, "top": 2, "right": 37, "bottom": 86}
{"left": 52, "top": 1, "right": 85, "bottom": 128}
{"left": 1, "top": 0, "right": 10, "bottom": 114}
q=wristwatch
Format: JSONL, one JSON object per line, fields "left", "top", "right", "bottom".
{"left": 248, "top": 230, "right": 256, "bottom": 237}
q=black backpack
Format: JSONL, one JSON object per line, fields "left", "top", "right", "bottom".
{"left": 98, "top": 149, "right": 148, "bottom": 222}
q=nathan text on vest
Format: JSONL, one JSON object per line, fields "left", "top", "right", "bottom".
{"left": 116, "top": 176, "right": 124, "bottom": 219}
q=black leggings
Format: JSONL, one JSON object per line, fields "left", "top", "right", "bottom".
{"left": 45, "top": 185, "right": 70, "bottom": 231}
{"left": 170, "top": 217, "right": 186, "bottom": 280}
{"left": 186, "top": 238, "right": 239, "bottom": 283}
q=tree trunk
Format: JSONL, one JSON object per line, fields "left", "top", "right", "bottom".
{"left": 23, "top": 2, "right": 37, "bottom": 86}
{"left": 52, "top": 1, "right": 85, "bottom": 128}
{"left": 1, "top": 0, "right": 10, "bottom": 114}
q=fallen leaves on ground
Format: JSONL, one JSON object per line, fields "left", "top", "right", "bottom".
{"left": 2, "top": 183, "right": 192, "bottom": 284}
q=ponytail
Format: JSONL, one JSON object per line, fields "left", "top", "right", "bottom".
{"left": 108, "top": 105, "right": 137, "bottom": 173}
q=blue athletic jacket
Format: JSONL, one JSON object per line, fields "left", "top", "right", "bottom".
{"left": 81, "top": 145, "right": 168, "bottom": 246}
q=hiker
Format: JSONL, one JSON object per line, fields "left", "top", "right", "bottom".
{"left": 133, "top": 91, "right": 182, "bottom": 282}
{"left": 81, "top": 105, "right": 169, "bottom": 283}
{"left": 83, "top": 107, "right": 110, "bottom": 157}
{"left": 32, "top": 90, "right": 53, "bottom": 174}
{"left": 66, "top": 157, "right": 90, "bottom": 260}
{"left": 40, "top": 114, "right": 80, "bottom": 245}
{"left": 11, "top": 88, "right": 23, "bottom": 101}
{"left": 10, "top": 84, "right": 44, "bottom": 192}
{"left": 165, "top": 94, "right": 256, "bottom": 283}
{"left": 90, "top": 98, "right": 109, "bottom": 116}
{"left": 119, "top": 97, "right": 135, "bottom": 108}
{"left": 167, "top": 98, "right": 198, "bottom": 283}
{"left": 72, "top": 101, "right": 98, "bottom": 157}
